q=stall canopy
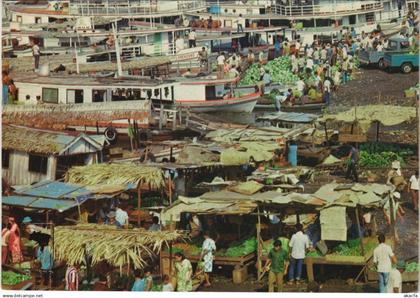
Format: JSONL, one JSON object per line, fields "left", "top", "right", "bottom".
{"left": 319, "top": 105, "right": 417, "bottom": 132}
{"left": 3, "top": 181, "right": 93, "bottom": 212}
{"left": 65, "top": 163, "right": 165, "bottom": 190}
{"left": 161, "top": 190, "right": 326, "bottom": 223}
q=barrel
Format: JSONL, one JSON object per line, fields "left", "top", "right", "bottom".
{"left": 288, "top": 144, "right": 298, "bottom": 167}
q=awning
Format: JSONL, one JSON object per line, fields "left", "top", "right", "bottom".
{"left": 14, "top": 180, "right": 90, "bottom": 199}
{"left": 2, "top": 196, "right": 80, "bottom": 212}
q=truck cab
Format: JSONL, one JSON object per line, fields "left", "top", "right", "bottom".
{"left": 358, "top": 37, "right": 410, "bottom": 68}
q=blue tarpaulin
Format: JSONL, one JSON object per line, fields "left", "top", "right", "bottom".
{"left": 4, "top": 181, "right": 104, "bottom": 212}
{"left": 15, "top": 180, "right": 89, "bottom": 199}
{"left": 2, "top": 196, "right": 78, "bottom": 212}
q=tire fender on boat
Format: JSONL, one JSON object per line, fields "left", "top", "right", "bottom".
{"left": 104, "top": 126, "right": 118, "bottom": 144}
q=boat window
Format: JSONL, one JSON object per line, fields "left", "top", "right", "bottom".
{"left": 111, "top": 88, "right": 142, "bottom": 101}
{"left": 42, "top": 88, "right": 59, "bottom": 104}
{"left": 2, "top": 150, "right": 10, "bottom": 169}
{"left": 28, "top": 154, "right": 48, "bottom": 174}
{"left": 67, "top": 89, "right": 84, "bottom": 104}
{"left": 92, "top": 90, "right": 107, "bottom": 102}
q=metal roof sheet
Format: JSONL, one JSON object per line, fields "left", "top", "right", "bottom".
{"left": 16, "top": 180, "right": 88, "bottom": 199}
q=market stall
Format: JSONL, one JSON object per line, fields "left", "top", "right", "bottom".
{"left": 65, "top": 163, "right": 166, "bottom": 226}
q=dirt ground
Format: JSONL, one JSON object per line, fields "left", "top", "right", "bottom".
{"left": 331, "top": 67, "right": 418, "bottom": 111}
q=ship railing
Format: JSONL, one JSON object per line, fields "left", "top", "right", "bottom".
{"left": 70, "top": 0, "right": 206, "bottom": 16}
{"left": 271, "top": 1, "right": 383, "bottom": 17}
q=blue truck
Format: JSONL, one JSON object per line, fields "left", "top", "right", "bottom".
{"left": 383, "top": 52, "right": 419, "bottom": 73}
{"left": 358, "top": 37, "right": 410, "bottom": 69}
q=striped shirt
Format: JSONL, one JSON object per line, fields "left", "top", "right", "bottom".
{"left": 65, "top": 266, "right": 79, "bottom": 291}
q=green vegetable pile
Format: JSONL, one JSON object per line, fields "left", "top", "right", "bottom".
{"left": 239, "top": 56, "right": 299, "bottom": 87}
{"left": 306, "top": 251, "right": 322, "bottom": 257}
{"left": 331, "top": 239, "right": 377, "bottom": 257}
{"left": 262, "top": 237, "right": 290, "bottom": 255}
{"left": 217, "top": 237, "right": 257, "bottom": 257}
{"left": 151, "top": 284, "right": 163, "bottom": 291}
{"left": 2, "top": 271, "right": 31, "bottom": 286}
{"left": 359, "top": 143, "right": 414, "bottom": 168}
{"left": 405, "top": 262, "right": 419, "bottom": 273}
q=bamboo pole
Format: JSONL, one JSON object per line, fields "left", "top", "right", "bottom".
{"left": 168, "top": 175, "right": 173, "bottom": 205}
{"left": 389, "top": 193, "right": 396, "bottom": 242}
{"left": 355, "top": 206, "right": 365, "bottom": 256}
{"left": 256, "top": 207, "right": 262, "bottom": 280}
{"left": 137, "top": 181, "right": 142, "bottom": 227}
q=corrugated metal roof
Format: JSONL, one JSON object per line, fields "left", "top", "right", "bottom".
{"left": 257, "top": 111, "right": 319, "bottom": 123}
{"left": 15, "top": 180, "right": 88, "bottom": 199}
{"left": 2, "top": 195, "right": 79, "bottom": 212}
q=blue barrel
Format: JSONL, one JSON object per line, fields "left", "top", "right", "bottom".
{"left": 288, "top": 145, "right": 298, "bottom": 167}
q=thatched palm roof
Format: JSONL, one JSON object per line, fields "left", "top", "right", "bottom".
{"left": 65, "top": 163, "right": 165, "bottom": 190}
{"left": 2, "top": 125, "right": 68, "bottom": 154}
{"left": 54, "top": 224, "right": 184, "bottom": 268}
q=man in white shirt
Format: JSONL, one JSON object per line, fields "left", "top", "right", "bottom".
{"left": 188, "top": 29, "right": 197, "bottom": 48}
{"left": 306, "top": 46, "right": 313, "bottom": 58}
{"left": 296, "top": 79, "right": 306, "bottom": 96}
{"left": 288, "top": 224, "right": 312, "bottom": 284}
{"left": 373, "top": 233, "right": 397, "bottom": 293}
{"left": 409, "top": 170, "right": 419, "bottom": 211}
{"left": 115, "top": 206, "right": 129, "bottom": 228}
{"left": 217, "top": 52, "right": 225, "bottom": 79}
{"left": 32, "top": 42, "right": 40, "bottom": 71}
{"left": 323, "top": 78, "right": 332, "bottom": 105}
{"left": 387, "top": 261, "right": 405, "bottom": 293}
{"left": 306, "top": 57, "right": 314, "bottom": 70}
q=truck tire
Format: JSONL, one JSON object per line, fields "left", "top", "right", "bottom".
{"left": 401, "top": 63, "right": 413, "bottom": 74}
{"left": 104, "top": 126, "right": 118, "bottom": 144}
{"left": 378, "top": 58, "right": 385, "bottom": 69}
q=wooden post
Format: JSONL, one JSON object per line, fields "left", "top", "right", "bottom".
{"left": 172, "top": 110, "right": 177, "bottom": 131}
{"left": 159, "top": 105, "right": 164, "bottom": 130}
{"left": 375, "top": 121, "right": 380, "bottom": 142}
{"left": 169, "top": 241, "right": 173, "bottom": 277}
{"left": 355, "top": 206, "right": 365, "bottom": 256}
{"left": 389, "top": 194, "right": 396, "bottom": 241}
{"left": 256, "top": 208, "right": 262, "bottom": 280}
{"left": 137, "top": 181, "right": 142, "bottom": 227}
{"left": 168, "top": 175, "right": 172, "bottom": 205}
{"left": 323, "top": 121, "right": 329, "bottom": 145}
{"left": 306, "top": 258, "right": 314, "bottom": 282}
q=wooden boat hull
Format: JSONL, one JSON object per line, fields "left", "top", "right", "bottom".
{"left": 281, "top": 102, "right": 327, "bottom": 112}
{"left": 176, "top": 93, "right": 259, "bottom": 113}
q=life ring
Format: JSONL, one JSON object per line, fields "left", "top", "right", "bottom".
{"left": 104, "top": 126, "right": 118, "bottom": 143}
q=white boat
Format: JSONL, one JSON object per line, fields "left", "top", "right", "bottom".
{"left": 11, "top": 73, "right": 258, "bottom": 114}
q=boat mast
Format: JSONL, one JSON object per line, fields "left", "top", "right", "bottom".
{"left": 112, "top": 22, "right": 123, "bottom": 77}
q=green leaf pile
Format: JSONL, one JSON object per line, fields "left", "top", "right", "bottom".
{"left": 2, "top": 271, "right": 31, "bottom": 286}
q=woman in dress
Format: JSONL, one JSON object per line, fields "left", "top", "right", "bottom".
{"left": 201, "top": 231, "right": 216, "bottom": 287}
{"left": 174, "top": 252, "right": 192, "bottom": 292}
{"left": 2, "top": 223, "right": 11, "bottom": 265}
{"left": 8, "top": 217, "right": 22, "bottom": 264}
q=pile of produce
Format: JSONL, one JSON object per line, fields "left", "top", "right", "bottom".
{"left": 217, "top": 237, "right": 257, "bottom": 257}
{"left": 405, "top": 262, "right": 419, "bottom": 273}
{"left": 262, "top": 237, "right": 289, "bottom": 255}
{"left": 306, "top": 250, "right": 322, "bottom": 257}
{"left": 330, "top": 239, "right": 376, "bottom": 257}
{"left": 239, "top": 57, "right": 299, "bottom": 86}
{"left": 167, "top": 243, "right": 202, "bottom": 256}
{"left": 359, "top": 143, "right": 414, "bottom": 168}
{"left": 404, "top": 83, "right": 419, "bottom": 98}
{"left": 2, "top": 271, "right": 31, "bottom": 286}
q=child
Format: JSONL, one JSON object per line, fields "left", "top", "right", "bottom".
{"left": 143, "top": 267, "right": 153, "bottom": 291}
{"left": 131, "top": 270, "right": 145, "bottom": 291}
{"left": 162, "top": 275, "right": 174, "bottom": 291}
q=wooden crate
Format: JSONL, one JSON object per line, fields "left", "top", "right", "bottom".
{"left": 232, "top": 266, "right": 248, "bottom": 284}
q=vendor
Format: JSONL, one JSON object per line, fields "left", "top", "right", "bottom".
{"left": 387, "top": 160, "right": 407, "bottom": 192}
{"left": 189, "top": 214, "right": 202, "bottom": 238}
{"left": 37, "top": 243, "right": 53, "bottom": 286}
{"left": 22, "top": 216, "right": 51, "bottom": 235}
{"left": 272, "top": 148, "right": 289, "bottom": 168}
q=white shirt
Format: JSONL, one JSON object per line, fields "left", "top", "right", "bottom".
{"left": 162, "top": 283, "right": 174, "bottom": 291}
{"left": 409, "top": 175, "right": 419, "bottom": 190}
{"left": 387, "top": 268, "right": 402, "bottom": 293}
{"left": 373, "top": 243, "right": 394, "bottom": 273}
{"left": 376, "top": 44, "right": 384, "bottom": 52}
{"left": 217, "top": 55, "right": 225, "bottom": 65}
{"left": 115, "top": 208, "right": 129, "bottom": 225}
{"left": 306, "top": 58, "right": 314, "bottom": 69}
{"left": 296, "top": 80, "right": 305, "bottom": 92}
{"left": 289, "top": 231, "right": 311, "bottom": 259}
{"left": 306, "top": 47, "right": 314, "bottom": 58}
{"left": 188, "top": 31, "right": 196, "bottom": 40}
{"left": 32, "top": 44, "right": 40, "bottom": 56}
{"left": 324, "top": 79, "right": 331, "bottom": 92}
